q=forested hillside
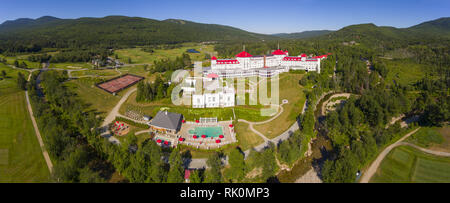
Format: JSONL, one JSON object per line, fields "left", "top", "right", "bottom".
{"left": 273, "top": 30, "right": 334, "bottom": 39}
{"left": 0, "top": 16, "right": 274, "bottom": 53}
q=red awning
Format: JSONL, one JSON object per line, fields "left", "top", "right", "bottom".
{"left": 201, "top": 135, "right": 207, "bottom": 138}
{"left": 179, "top": 138, "right": 184, "bottom": 142}
{"left": 193, "top": 135, "right": 198, "bottom": 139}
{"left": 216, "top": 140, "right": 221, "bottom": 143}
{"left": 164, "top": 141, "right": 169, "bottom": 145}
{"left": 219, "top": 135, "right": 224, "bottom": 139}
{"left": 156, "top": 139, "right": 162, "bottom": 143}
{"left": 229, "top": 124, "right": 234, "bottom": 128}
{"left": 196, "top": 120, "right": 200, "bottom": 123}
{"left": 182, "top": 120, "right": 186, "bottom": 123}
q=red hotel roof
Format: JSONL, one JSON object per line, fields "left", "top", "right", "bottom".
{"left": 236, "top": 51, "right": 253, "bottom": 58}
{"left": 272, "top": 49, "right": 287, "bottom": 55}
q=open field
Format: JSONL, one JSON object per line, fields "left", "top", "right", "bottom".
{"left": 71, "top": 69, "right": 120, "bottom": 77}
{"left": 253, "top": 73, "right": 306, "bottom": 139}
{"left": 66, "top": 77, "right": 121, "bottom": 116}
{"left": 0, "top": 54, "right": 41, "bottom": 69}
{"left": 114, "top": 43, "right": 215, "bottom": 65}
{"left": 49, "top": 62, "right": 93, "bottom": 70}
{"left": 0, "top": 69, "right": 50, "bottom": 182}
{"left": 370, "top": 145, "right": 450, "bottom": 183}
{"left": 383, "top": 59, "right": 426, "bottom": 86}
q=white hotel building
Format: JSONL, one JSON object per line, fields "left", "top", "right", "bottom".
{"left": 182, "top": 76, "right": 235, "bottom": 108}
{"left": 206, "top": 49, "right": 328, "bottom": 78}
{"left": 183, "top": 49, "right": 329, "bottom": 108}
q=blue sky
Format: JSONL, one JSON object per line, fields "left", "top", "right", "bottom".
{"left": 0, "top": 0, "right": 448, "bottom": 34}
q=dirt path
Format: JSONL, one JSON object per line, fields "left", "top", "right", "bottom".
{"left": 321, "top": 93, "right": 351, "bottom": 116}
{"left": 400, "top": 143, "right": 450, "bottom": 157}
{"left": 25, "top": 90, "right": 53, "bottom": 173}
{"left": 360, "top": 128, "right": 421, "bottom": 183}
{"left": 238, "top": 103, "right": 285, "bottom": 143}
{"left": 295, "top": 168, "right": 322, "bottom": 183}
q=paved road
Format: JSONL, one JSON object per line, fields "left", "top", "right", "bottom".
{"left": 360, "top": 128, "right": 421, "bottom": 183}
{"left": 101, "top": 88, "right": 137, "bottom": 127}
{"left": 25, "top": 90, "right": 54, "bottom": 173}
{"left": 100, "top": 88, "right": 137, "bottom": 144}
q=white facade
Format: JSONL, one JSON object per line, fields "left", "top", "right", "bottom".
{"left": 209, "top": 50, "right": 328, "bottom": 78}
{"left": 187, "top": 76, "right": 236, "bottom": 109}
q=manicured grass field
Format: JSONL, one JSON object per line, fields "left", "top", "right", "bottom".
{"left": 253, "top": 73, "right": 306, "bottom": 139}
{"left": 0, "top": 68, "right": 50, "bottom": 182}
{"left": 234, "top": 122, "right": 264, "bottom": 151}
{"left": 370, "top": 145, "right": 450, "bottom": 183}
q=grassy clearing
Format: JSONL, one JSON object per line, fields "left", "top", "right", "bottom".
{"left": 71, "top": 69, "right": 120, "bottom": 77}
{"left": 114, "top": 44, "right": 214, "bottom": 64}
{"left": 370, "top": 145, "right": 450, "bottom": 183}
{"left": 253, "top": 73, "right": 306, "bottom": 139}
{"left": 383, "top": 59, "right": 425, "bottom": 86}
{"left": 0, "top": 69, "right": 50, "bottom": 182}
{"left": 234, "top": 122, "right": 264, "bottom": 151}
{"left": 66, "top": 77, "right": 121, "bottom": 116}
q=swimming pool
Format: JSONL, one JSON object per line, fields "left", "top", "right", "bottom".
{"left": 188, "top": 126, "right": 223, "bottom": 138}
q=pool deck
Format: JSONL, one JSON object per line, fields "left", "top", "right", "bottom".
{"left": 156, "top": 120, "right": 236, "bottom": 150}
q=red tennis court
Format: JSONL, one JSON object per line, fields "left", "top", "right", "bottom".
{"left": 97, "top": 74, "right": 144, "bottom": 94}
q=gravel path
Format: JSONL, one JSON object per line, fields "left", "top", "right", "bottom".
{"left": 25, "top": 91, "right": 54, "bottom": 173}
{"left": 295, "top": 168, "right": 322, "bottom": 183}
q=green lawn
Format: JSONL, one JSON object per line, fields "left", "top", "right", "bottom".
{"left": 70, "top": 69, "right": 120, "bottom": 77}
{"left": 235, "top": 122, "right": 264, "bottom": 151}
{"left": 66, "top": 77, "right": 121, "bottom": 116}
{"left": 370, "top": 145, "right": 450, "bottom": 183}
{"left": 253, "top": 73, "right": 306, "bottom": 139}
{"left": 0, "top": 68, "right": 50, "bottom": 182}
{"left": 49, "top": 62, "right": 93, "bottom": 70}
